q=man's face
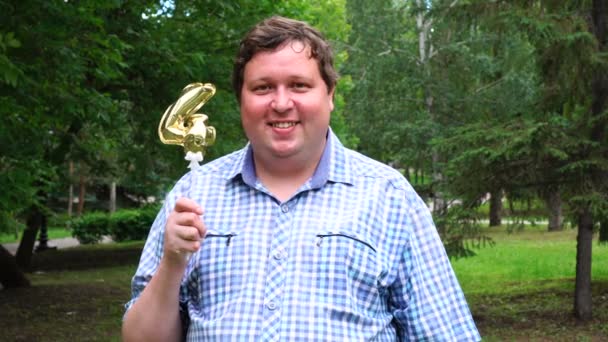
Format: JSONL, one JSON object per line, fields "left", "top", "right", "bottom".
{"left": 240, "top": 41, "right": 334, "bottom": 166}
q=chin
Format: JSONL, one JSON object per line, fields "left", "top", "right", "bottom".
{"left": 271, "top": 149, "right": 297, "bottom": 159}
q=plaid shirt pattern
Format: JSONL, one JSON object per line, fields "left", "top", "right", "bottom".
{"left": 126, "top": 130, "right": 480, "bottom": 341}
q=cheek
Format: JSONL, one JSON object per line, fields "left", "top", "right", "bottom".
{"left": 241, "top": 95, "right": 268, "bottom": 116}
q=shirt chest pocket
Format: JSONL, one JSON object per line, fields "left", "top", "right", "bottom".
{"left": 187, "top": 232, "right": 241, "bottom": 322}
{"left": 314, "top": 232, "right": 387, "bottom": 317}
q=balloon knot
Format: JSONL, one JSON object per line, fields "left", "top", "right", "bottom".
{"left": 185, "top": 151, "right": 203, "bottom": 170}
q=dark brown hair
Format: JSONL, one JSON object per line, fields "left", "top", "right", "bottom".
{"left": 232, "top": 16, "right": 338, "bottom": 102}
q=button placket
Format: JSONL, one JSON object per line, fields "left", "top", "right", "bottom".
{"left": 261, "top": 200, "right": 294, "bottom": 337}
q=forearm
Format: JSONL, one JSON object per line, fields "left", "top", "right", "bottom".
{"left": 122, "top": 260, "right": 186, "bottom": 342}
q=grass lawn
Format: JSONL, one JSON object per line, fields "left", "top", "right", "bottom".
{"left": 0, "top": 226, "right": 607, "bottom": 341}
{"left": 0, "top": 227, "right": 73, "bottom": 244}
{"left": 0, "top": 242, "right": 143, "bottom": 342}
{"left": 452, "top": 225, "right": 608, "bottom": 341}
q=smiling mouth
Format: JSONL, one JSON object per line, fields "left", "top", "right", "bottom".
{"left": 270, "top": 121, "right": 298, "bottom": 128}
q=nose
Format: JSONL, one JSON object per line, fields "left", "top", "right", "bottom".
{"left": 270, "top": 88, "right": 293, "bottom": 113}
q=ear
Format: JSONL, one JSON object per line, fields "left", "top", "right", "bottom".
{"left": 328, "top": 87, "right": 335, "bottom": 112}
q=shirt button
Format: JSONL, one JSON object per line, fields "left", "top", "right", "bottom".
{"left": 281, "top": 204, "right": 289, "bottom": 213}
{"left": 273, "top": 249, "right": 284, "bottom": 260}
{"left": 266, "top": 301, "right": 277, "bottom": 310}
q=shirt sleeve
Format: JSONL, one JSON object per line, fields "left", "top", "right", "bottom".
{"left": 123, "top": 178, "right": 192, "bottom": 330}
{"left": 389, "top": 196, "right": 481, "bottom": 341}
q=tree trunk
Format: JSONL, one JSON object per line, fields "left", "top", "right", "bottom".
{"left": 600, "top": 219, "right": 608, "bottom": 244}
{"left": 489, "top": 189, "right": 503, "bottom": 227}
{"left": 15, "top": 209, "right": 43, "bottom": 270}
{"left": 110, "top": 181, "right": 117, "bottom": 213}
{"left": 508, "top": 196, "right": 515, "bottom": 216}
{"left": 572, "top": 0, "right": 607, "bottom": 322}
{"left": 68, "top": 160, "right": 74, "bottom": 217}
{"left": 545, "top": 189, "right": 563, "bottom": 231}
{"left": 415, "top": 0, "right": 446, "bottom": 215}
{"left": 77, "top": 172, "right": 86, "bottom": 216}
{"left": 590, "top": 0, "right": 608, "bottom": 243}
{"left": 0, "top": 244, "right": 30, "bottom": 288}
{"left": 35, "top": 214, "right": 55, "bottom": 252}
{"left": 574, "top": 207, "right": 593, "bottom": 321}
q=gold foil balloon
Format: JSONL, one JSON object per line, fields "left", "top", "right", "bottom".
{"left": 158, "top": 83, "right": 217, "bottom": 157}
{"left": 158, "top": 83, "right": 217, "bottom": 260}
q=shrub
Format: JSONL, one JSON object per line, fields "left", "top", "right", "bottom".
{"left": 71, "top": 212, "right": 110, "bottom": 244}
{"left": 70, "top": 206, "right": 160, "bottom": 244}
{"left": 109, "top": 205, "right": 159, "bottom": 242}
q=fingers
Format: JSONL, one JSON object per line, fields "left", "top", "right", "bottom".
{"left": 174, "top": 197, "right": 203, "bottom": 215}
{"left": 173, "top": 211, "right": 205, "bottom": 237}
{"left": 163, "top": 197, "right": 207, "bottom": 264}
{"left": 173, "top": 198, "right": 205, "bottom": 237}
{"left": 175, "top": 225, "right": 203, "bottom": 241}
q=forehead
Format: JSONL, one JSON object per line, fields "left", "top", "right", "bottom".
{"left": 252, "top": 40, "right": 312, "bottom": 61}
{"left": 244, "top": 42, "right": 319, "bottom": 76}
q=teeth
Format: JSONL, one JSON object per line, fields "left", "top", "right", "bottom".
{"left": 271, "top": 122, "right": 296, "bottom": 128}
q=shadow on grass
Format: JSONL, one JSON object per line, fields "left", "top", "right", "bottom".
{"left": 1, "top": 242, "right": 143, "bottom": 342}
{"left": 28, "top": 242, "right": 144, "bottom": 272}
{"left": 472, "top": 280, "right": 608, "bottom": 341}
{"left": 1, "top": 282, "right": 127, "bottom": 341}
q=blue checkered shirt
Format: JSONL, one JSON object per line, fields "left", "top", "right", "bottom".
{"left": 126, "top": 129, "right": 480, "bottom": 341}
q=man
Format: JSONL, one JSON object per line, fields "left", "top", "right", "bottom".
{"left": 122, "top": 16, "right": 480, "bottom": 341}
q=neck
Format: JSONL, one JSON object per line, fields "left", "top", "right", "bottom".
{"left": 253, "top": 146, "right": 325, "bottom": 202}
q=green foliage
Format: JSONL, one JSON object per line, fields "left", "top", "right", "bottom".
{"left": 0, "top": 0, "right": 145, "bottom": 229}
{"left": 344, "top": 0, "right": 422, "bottom": 165}
{"left": 0, "top": 211, "right": 24, "bottom": 241}
{"left": 343, "top": 0, "right": 607, "bottom": 260}
{"left": 3, "top": 0, "right": 604, "bottom": 250}
{"left": 70, "top": 212, "right": 111, "bottom": 244}
{"left": 433, "top": 204, "right": 493, "bottom": 258}
{"left": 1, "top": 0, "right": 353, "bottom": 233}
{"left": 0, "top": 31, "right": 23, "bottom": 86}
{"left": 71, "top": 205, "right": 159, "bottom": 244}
{"left": 70, "top": 205, "right": 160, "bottom": 244}
{"left": 108, "top": 205, "right": 159, "bottom": 242}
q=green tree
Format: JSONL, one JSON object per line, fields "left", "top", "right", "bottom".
{"left": 435, "top": 0, "right": 608, "bottom": 321}
{"left": 343, "top": 0, "right": 606, "bottom": 320}
{"left": 0, "top": 0, "right": 350, "bottom": 286}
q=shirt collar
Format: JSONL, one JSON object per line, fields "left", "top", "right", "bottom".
{"left": 227, "top": 127, "right": 354, "bottom": 187}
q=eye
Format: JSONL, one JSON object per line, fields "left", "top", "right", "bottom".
{"left": 252, "top": 84, "right": 272, "bottom": 94}
{"left": 291, "top": 82, "right": 309, "bottom": 91}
